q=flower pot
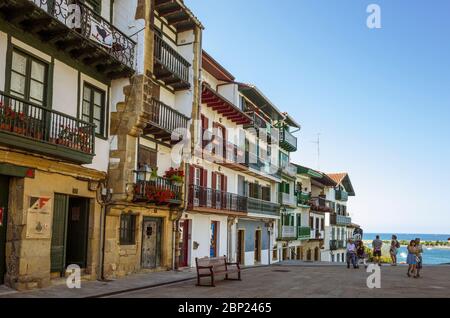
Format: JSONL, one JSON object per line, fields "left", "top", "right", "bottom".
{"left": 0, "top": 123, "right": 12, "bottom": 132}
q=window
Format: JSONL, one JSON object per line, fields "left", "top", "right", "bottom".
{"left": 120, "top": 214, "right": 136, "bottom": 245}
{"left": 10, "top": 49, "right": 48, "bottom": 106}
{"left": 82, "top": 83, "right": 106, "bottom": 137}
{"left": 194, "top": 167, "right": 201, "bottom": 186}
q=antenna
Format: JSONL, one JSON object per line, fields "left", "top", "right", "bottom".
{"left": 311, "top": 133, "right": 321, "bottom": 170}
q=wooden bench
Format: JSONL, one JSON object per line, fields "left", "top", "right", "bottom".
{"left": 195, "top": 255, "right": 241, "bottom": 287}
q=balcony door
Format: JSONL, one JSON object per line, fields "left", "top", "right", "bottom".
{"left": 9, "top": 49, "right": 48, "bottom": 107}
{"left": 5, "top": 49, "right": 49, "bottom": 139}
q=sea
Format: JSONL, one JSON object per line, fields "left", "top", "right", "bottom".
{"left": 363, "top": 233, "right": 450, "bottom": 265}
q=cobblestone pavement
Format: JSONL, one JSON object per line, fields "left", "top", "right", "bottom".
{"left": 108, "top": 263, "right": 450, "bottom": 298}
{"left": 1, "top": 263, "right": 449, "bottom": 298}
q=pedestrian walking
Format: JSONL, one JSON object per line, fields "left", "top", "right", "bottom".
{"left": 356, "top": 240, "right": 368, "bottom": 268}
{"left": 390, "top": 235, "right": 400, "bottom": 266}
{"left": 346, "top": 238, "right": 357, "bottom": 269}
{"left": 406, "top": 240, "right": 418, "bottom": 278}
{"left": 372, "top": 235, "right": 383, "bottom": 266}
{"left": 415, "top": 238, "right": 423, "bottom": 278}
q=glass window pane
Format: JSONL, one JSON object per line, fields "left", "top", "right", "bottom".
{"left": 94, "top": 119, "right": 101, "bottom": 133}
{"left": 31, "top": 61, "right": 45, "bottom": 82}
{"left": 82, "top": 101, "right": 91, "bottom": 116}
{"left": 82, "top": 115, "right": 90, "bottom": 123}
{"left": 12, "top": 52, "right": 27, "bottom": 74}
{"left": 93, "top": 105, "right": 102, "bottom": 120}
{"left": 83, "top": 87, "right": 91, "bottom": 101}
{"left": 94, "top": 91, "right": 102, "bottom": 106}
{"left": 10, "top": 72, "right": 26, "bottom": 96}
{"left": 30, "top": 80, "right": 44, "bottom": 103}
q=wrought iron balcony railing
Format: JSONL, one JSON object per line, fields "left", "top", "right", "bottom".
{"left": 188, "top": 185, "right": 247, "bottom": 213}
{"left": 247, "top": 197, "right": 280, "bottom": 216}
{"left": 330, "top": 214, "right": 352, "bottom": 226}
{"left": 134, "top": 172, "right": 182, "bottom": 205}
{"left": 310, "top": 229, "right": 324, "bottom": 239}
{"left": 280, "top": 162, "right": 297, "bottom": 178}
{"left": 0, "top": 91, "right": 95, "bottom": 163}
{"left": 143, "top": 98, "right": 190, "bottom": 142}
{"left": 154, "top": 33, "right": 190, "bottom": 90}
{"left": 279, "top": 192, "right": 296, "bottom": 207}
{"left": 279, "top": 128, "right": 297, "bottom": 152}
{"left": 310, "top": 197, "right": 333, "bottom": 213}
{"left": 296, "top": 192, "right": 311, "bottom": 206}
{"left": 330, "top": 239, "right": 346, "bottom": 250}
{"left": 23, "top": 0, "right": 136, "bottom": 73}
{"left": 280, "top": 225, "right": 296, "bottom": 239}
{"left": 297, "top": 226, "right": 311, "bottom": 240}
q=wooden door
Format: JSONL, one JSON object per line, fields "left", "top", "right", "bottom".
{"left": 0, "top": 176, "right": 9, "bottom": 284}
{"left": 210, "top": 221, "right": 218, "bottom": 257}
{"left": 142, "top": 218, "right": 161, "bottom": 269}
{"left": 65, "top": 197, "right": 90, "bottom": 268}
{"left": 254, "top": 230, "right": 261, "bottom": 263}
{"left": 237, "top": 230, "right": 245, "bottom": 265}
{"left": 50, "top": 194, "right": 69, "bottom": 274}
{"left": 179, "top": 219, "right": 190, "bottom": 267}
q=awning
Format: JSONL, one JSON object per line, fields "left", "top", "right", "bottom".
{"left": 202, "top": 84, "right": 252, "bottom": 125}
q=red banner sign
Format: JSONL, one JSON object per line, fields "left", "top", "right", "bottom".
{"left": 0, "top": 207, "right": 3, "bottom": 226}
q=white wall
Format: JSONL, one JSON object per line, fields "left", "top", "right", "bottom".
{"left": 186, "top": 213, "right": 228, "bottom": 266}
{"left": 53, "top": 60, "right": 78, "bottom": 116}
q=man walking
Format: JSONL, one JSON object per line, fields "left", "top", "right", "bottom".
{"left": 372, "top": 235, "right": 383, "bottom": 266}
{"left": 415, "top": 238, "right": 423, "bottom": 277}
{"left": 346, "top": 238, "right": 358, "bottom": 269}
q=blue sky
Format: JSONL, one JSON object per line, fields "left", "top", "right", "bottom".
{"left": 186, "top": 0, "right": 450, "bottom": 234}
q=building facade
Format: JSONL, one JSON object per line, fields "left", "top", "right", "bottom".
{"left": 104, "top": 0, "right": 203, "bottom": 278}
{"left": 0, "top": 0, "right": 136, "bottom": 289}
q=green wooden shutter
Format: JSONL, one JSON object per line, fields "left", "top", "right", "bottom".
{"left": 50, "top": 194, "right": 69, "bottom": 273}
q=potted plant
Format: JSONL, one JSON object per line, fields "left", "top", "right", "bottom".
{"left": 164, "top": 167, "right": 184, "bottom": 186}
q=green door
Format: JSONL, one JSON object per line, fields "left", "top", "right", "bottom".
{"left": 50, "top": 194, "right": 69, "bottom": 273}
{"left": 0, "top": 175, "right": 9, "bottom": 285}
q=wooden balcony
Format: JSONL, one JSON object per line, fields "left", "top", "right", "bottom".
{"left": 0, "top": 0, "right": 136, "bottom": 79}
{"left": 142, "top": 98, "right": 190, "bottom": 144}
{"left": 330, "top": 214, "right": 352, "bottom": 226}
{"left": 154, "top": 33, "right": 190, "bottom": 91}
{"left": 310, "top": 197, "right": 333, "bottom": 213}
{"left": 247, "top": 197, "right": 280, "bottom": 217}
{"left": 335, "top": 189, "right": 349, "bottom": 201}
{"left": 279, "top": 128, "right": 297, "bottom": 152}
{"left": 0, "top": 91, "right": 95, "bottom": 164}
{"left": 188, "top": 184, "right": 247, "bottom": 214}
{"left": 154, "top": 0, "right": 202, "bottom": 33}
{"left": 133, "top": 173, "right": 182, "bottom": 205}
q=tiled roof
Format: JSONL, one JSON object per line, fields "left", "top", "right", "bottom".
{"left": 327, "top": 173, "right": 348, "bottom": 185}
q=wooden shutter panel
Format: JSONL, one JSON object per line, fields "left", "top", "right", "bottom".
{"left": 222, "top": 175, "right": 227, "bottom": 193}
{"left": 51, "top": 194, "right": 69, "bottom": 273}
{"left": 201, "top": 168, "right": 208, "bottom": 187}
{"left": 189, "top": 165, "right": 195, "bottom": 185}
{"left": 211, "top": 172, "right": 216, "bottom": 190}
{"left": 201, "top": 115, "right": 209, "bottom": 149}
